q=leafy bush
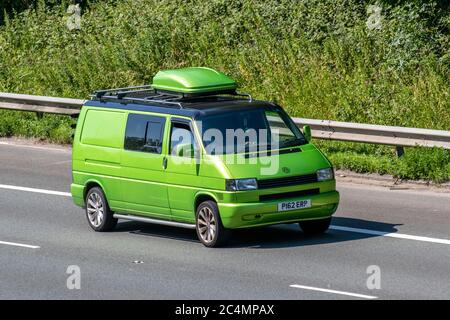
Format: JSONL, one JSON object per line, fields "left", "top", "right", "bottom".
{"left": 0, "top": 110, "right": 73, "bottom": 144}
{"left": 393, "top": 147, "right": 450, "bottom": 182}
{"left": 0, "top": 0, "right": 95, "bottom": 24}
{"left": 0, "top": 0, "right": 448, "bottom": 181}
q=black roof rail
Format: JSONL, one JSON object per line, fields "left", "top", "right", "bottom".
{"left": 93, "top": 85, "right": 154, "bottom": 98}
{"left": 235, "top": 91, "right": 253, "bottom": 102}
{"left": 99, "top": 95, "right": 184, "bottom": 109}
{"left": 91, "top": 85, "right": 253, "bottom": 110}
{"left": 92, "top": 85, "right": 184, "bottom": 108}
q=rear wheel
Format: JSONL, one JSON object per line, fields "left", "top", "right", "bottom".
{"left": 299, "top": 217, "right": 331, "bottom": 235}
{"left": 196, "top": 201, "right": 230, "bottom": 247}
{"left": 85, "top": 187, "right": 117, "bottom": 232}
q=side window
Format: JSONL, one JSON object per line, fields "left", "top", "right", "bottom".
{"left": 124, "top": 114, "right": 165, "bottom": 154}
{"left": 170, "top": 121, "right": 195, "bottom": 157}
{"left": 265, "top": 110, "right": 295, "bottom": 142}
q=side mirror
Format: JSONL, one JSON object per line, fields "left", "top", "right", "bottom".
{"left": 303, "top": 125, "right": 312, "bottom": 142}
{"left": 175, "top": 143, "right": 194, "bottom": 158}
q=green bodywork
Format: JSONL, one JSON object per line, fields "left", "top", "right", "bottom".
{"left": 71, "top": 107, "right": 339, "bottom": 229}
{"left": 71, "top": 67, "right": 338, "bottom": 229}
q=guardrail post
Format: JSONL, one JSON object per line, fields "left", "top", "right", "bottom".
{"left": 70, "top": 119, "right": 78, "bottom": 139}
{"left": 395, "top": 146, "right": 405, "bottom": 157}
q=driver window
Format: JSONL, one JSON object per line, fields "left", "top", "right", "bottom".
{"left": 170, "top": 122, "right": 195, "bottom": 157}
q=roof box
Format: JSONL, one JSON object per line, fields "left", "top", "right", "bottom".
{"left": 152, "top": 67, "right": 237, "bottom": 95}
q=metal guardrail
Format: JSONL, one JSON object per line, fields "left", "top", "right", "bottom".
{"left": 0, "top": 92, "right": 449, "bottom": 150}
{"left": 292, "top": 117, "right": 450, "bottom": 150}
{"left": 0, "top": 92, "right": 84, "bottom": 116}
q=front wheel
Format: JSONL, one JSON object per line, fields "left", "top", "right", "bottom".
{"left": 196, "top": 201, "right": 230, "bottom": 247}
{"left": 85, "top": 187, "right": 117, "bottom": 232}
{"left": 299, "top": 217, "right": 331, "bottom": 235}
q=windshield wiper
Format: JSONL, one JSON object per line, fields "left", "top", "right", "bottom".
{"left": 281, "top": 137, "right": 307, "bottom": 148}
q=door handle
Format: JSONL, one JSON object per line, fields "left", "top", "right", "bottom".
{"left": 162, "top": 156, "right": 168, "bottom": 170}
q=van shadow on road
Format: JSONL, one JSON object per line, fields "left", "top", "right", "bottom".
{"left": 113, "top": 217, "right": 401, "bottom": 249}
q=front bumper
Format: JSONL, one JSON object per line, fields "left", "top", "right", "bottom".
{"left": 218, "top": 190, "right": 339, "bottom": 229}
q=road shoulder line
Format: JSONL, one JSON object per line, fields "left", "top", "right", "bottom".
{"left": 0, "top": 184, "right": 71, "bottom": 197}
{"left": 0, "top": 240, "right": 40, "bottom": 249}
{"left": 330, "top": 225, "right": 450, "bottom": 245}
{"left": 290, "top": 284, "right": 377, "bottom": 299}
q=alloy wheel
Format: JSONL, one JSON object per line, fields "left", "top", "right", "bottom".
{"left": 86, "top": 192, "right": 104, "bottom": 228}
{"left": 197, "top": 206, "right": 216, "bottom": 243}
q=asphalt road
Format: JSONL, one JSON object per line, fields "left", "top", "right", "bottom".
{"left": 0, "top": 140, "right": 449, "bottom": 300}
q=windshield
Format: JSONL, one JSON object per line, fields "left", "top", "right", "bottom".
{"left": 197, "top": 105, "right": 307, "bottom": 155}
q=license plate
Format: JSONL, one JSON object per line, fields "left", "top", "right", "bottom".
{"left": 277, "top": 199, "right": 311, "bottom": 212}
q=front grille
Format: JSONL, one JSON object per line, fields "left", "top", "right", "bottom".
{"left": 257, "top": 173, "right": 318, "bottom": 189}
{"left": 259, "top": 188, "right": 320, "bottom": 202}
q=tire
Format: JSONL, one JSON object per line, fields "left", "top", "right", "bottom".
{"left": 299, "top": 217, "right": 331, "bottom": 235}
{"left": 195, "top": 200, "right": 231, "bottom": 247}
{"left": 85, "top": 187, "right": 117, "bottom": 232}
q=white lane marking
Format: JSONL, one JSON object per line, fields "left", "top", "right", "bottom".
{"left": 1, "top": 182, "right": 450, "bottom": 247}
{"left": 0, "top": 184, "right": 71, "bottom": 197}
{"left": 330, "top": 225, "right": 450, "bottom": 245}
{"left": 0, "top": 240, "right": 40, "bottom": 249}
{"left": 290, "top": 284, "right": 377, "bottom": 299}
{"left": 0, "top": 141, "right": 70, "bottom": 153}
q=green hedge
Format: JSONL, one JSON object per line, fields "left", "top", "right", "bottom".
{"left": 0, "top": 0, "right": 449, "bottom": 181}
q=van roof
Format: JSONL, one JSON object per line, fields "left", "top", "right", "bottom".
{"left": 85, "top": 86, "right": 277, "bottom": 119}
{"left": 84, "top": 96, "right": 275, "bottom": 119}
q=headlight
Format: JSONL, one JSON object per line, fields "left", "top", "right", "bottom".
{"left": 317, "top": 168, "right": 334, "bottom": 181}
{"left": 226, "top": 178, "right": 258, "bottom": 191}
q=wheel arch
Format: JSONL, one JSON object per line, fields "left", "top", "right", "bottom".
{"left": 194, "top": 192, "right": 218, "bottom": 211}
{"left": 83, "top": 179, "right": 106, "bottom": 200}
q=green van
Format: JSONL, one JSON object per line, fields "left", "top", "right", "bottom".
{"left": 71, "top": 67, "right": 339, "bottom": 247}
